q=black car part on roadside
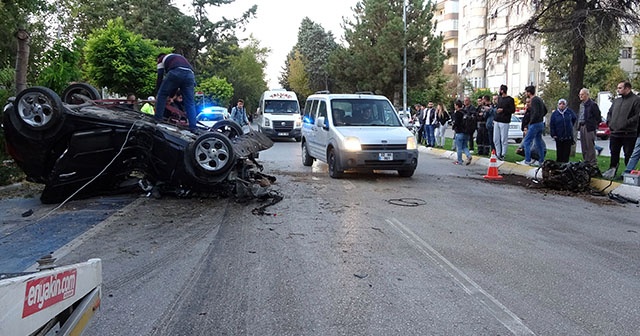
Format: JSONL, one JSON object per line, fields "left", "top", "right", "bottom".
{"left": 2, "top": 84, "right": 275, "bottom": 204}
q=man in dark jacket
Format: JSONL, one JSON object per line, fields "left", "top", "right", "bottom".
{"left": 578, "top": 88, "right": 602, "bottom": 172}
{"left": 550, "top": 99, "right": 577, "bottom": 162}
{"left": 517, "top": 85, "right": 547, "bottom": 166}
{"left": 604, "top": 81, "right": 640, "bottom": 178}
{"left": 493, "top": 84, "right": 515, "bottom": 160}
{"left": 463, "top": 96, "right": 477, "bottom": 152}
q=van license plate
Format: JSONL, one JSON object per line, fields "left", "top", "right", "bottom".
{"left": 278, "top": 132, "right": 288, "bottom": 136}
{"left": 379, "top": 153, "right": 393, "bottom": 161}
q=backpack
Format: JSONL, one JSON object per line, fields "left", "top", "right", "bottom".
{"left": 462, "top": 112, "right": 476, "bottom": 135}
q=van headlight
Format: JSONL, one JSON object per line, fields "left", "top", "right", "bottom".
{"left": 295, "top": 115, "right": 302, "bottom": 127}
{"left": 343, "top": 137, "right": 362, "bottom": 151}
{"left": 264, "top": 117, "right": 270, "bottom": 127}
{"left": 406, "top": 136, "right": 417, "bottom": 150}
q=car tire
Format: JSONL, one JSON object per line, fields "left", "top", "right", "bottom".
{"left": 188, "top": 132, "right": 235, "bottom": 177}
{"left": 61, "top": 83, "right": 101, "bottom": 104}
{"left": 328, "top": 148, "right": 343, "bottom": 178}
{"left": 210, "top": 120, "right": 243, "bottom": 139}
{"left": 599, "top": 135, "right": 609, "bottom": 140}
{"left": 9, "top": 86, "right": 65, "bottom": 140}
{"left": 294, "top": 136, "right": 301, "bottom": 142}
{"left": 398, "top": 169, "right": 415, "bottom": 177}
{"left": 302, "top": 141, "right": 314, "bottom": 166}
{"left": 515, "top": 138, "right": 522, "bottom": 144}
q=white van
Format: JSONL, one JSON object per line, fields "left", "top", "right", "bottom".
{"left": 301, "top": 92, "right": 418, "bottom": 178}
{"left": 256, "top": 90, "right": 302, "bottom": 141}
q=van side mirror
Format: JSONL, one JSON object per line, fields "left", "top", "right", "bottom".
{"left": 315, "top": 116, "right": 327, "bottom": 129}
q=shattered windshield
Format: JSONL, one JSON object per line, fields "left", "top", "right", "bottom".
{"left": 330, "top": 99, "right": 402, "bottom": 126}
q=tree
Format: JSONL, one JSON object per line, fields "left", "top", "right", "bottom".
{"left": 287, "top": 18, "right": 339, "bottom": 92}
{"left": 287, "top": 50, "right": 313, "bottom": 102}
{"left": 498, "top": 0, "right": 640, "bottom": 116}
{"left": 36, "top": 40, "right": 84, "bottom": 94}
{"left": 328, "top": 0, "right": 445, "bottom": 102}
{"left": 196, "top": 76, "right": 234, "bottom": 108}
{"left": 218, "top": 37, "right": 269, "bottom": 113}
{"left": 83, "top": 18, "right": 169, "bottom": 96}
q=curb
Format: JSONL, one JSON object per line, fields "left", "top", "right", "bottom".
{"left": 419, "top": 146, "right": 640, "bottom": 203}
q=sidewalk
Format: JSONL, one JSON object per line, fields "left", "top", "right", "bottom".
{"left": 419, "top": 146, "right": 640, "bottom": 203}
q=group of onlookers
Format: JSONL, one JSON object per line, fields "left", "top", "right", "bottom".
{"left": 410, "top": 80, "right": 640, "bottom": 179}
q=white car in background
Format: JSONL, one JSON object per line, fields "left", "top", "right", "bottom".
{"left": 508, "top": 114, "right": 523, "bottom": 143}
{"left": 196, "top": 106, "right": 229, "bottom": 128}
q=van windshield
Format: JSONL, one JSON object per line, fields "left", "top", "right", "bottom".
{"left": 264, "top": 100, "right": 300, "bottom": 114}
{"left": 331, "top": 99, "right": 402, "bottom": 127}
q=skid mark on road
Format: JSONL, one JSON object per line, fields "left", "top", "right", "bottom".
{"left": 386, "top": 217, "right": 536, "bottom": 336}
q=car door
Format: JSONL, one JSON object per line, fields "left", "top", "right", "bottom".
{"left": 311, "top": 100, "right": 329, "bottom": 160}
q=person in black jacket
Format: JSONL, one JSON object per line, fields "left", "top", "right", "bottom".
{"left": 550, "top": 99, "right": 577, "bottom": 162}
{"left": 452, "top": 100, "right": 473, "bottom": 165}
{"left": 517, "top": 85, "right": 547, "bottom": 166}
{"left": 604, "top": 81, "right": 640, "bottom": 178}
{"left": 578, "top": 88, "right": 602, "bottom": 171}
{"left": 493, "top": 85, "right": 515, "bottom": 160}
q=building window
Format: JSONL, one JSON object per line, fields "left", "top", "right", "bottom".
{"left": 513, "top": 51, "right": 519, "bottom": 63}
{"left": 497, "top": 56, "right": 503, "bottom": 64}
{"left": 529, "top": 71, "right": 535, "bottom": 85}
{"left": 453, "top": 19, "right": 458, "bottom": 30}
{"left": 621, "top": 47, "right": 633, "bottom": 59}
{"left": 529, "top": 46, "right": 535, "bottom": 61}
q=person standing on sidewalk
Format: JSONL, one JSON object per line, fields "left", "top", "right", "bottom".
{"left": 493, "top": 85, "right": 515, "bottom": 161}
{"left": 423, "top": 101, "right": 437, "bottom": 147}
{"left": 434, "top": 103, "right": 450, "bottom": 148}
{"left": 414, "top": 103, "right": 426, "bottom": 145}
{"left": 230, "top": 99, "right": 250, "bottom": 126}
{"left": 452, "top": 100, "right": 472, "bottom": 165}
{"left": 463, "top": 97, "right": 477, "bottom": 153}
{"left": 623, "top": 121, "right": 640, "bottom": 174}
{"left": 604, "top": 81, "right": 640, "bottom": 178}
{"left": 577, "top": 88, "right": 602, "bottom": 175}
{"left": 550, "top": 99, "right": 577, "bottom": 162}
{"left": 517, "top": 85, "right": 547, "bottom": 166}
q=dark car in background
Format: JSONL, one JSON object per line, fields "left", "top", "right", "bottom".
{"left": 2, "top": 84, "right": 273, "bottom": 203}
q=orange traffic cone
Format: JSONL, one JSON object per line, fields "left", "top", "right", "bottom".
{"left": 484, "top": 149, "right": 503, "bottom": 180}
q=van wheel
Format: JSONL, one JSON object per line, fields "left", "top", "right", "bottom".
{"left": 294, "top": 136, "right": 301, "bottom": 142}
{"left": 398, "top": 169, "right": 415, "bottom": 177}
{"left": 302, "top": 141, "right": 314, "bottom": 166}
{"left": 328, "top": 148, "right": 343, "bottom": 178}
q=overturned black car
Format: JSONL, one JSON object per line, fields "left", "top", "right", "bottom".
{"left": 2, "top": 84, "right": 274, "bottom": 204}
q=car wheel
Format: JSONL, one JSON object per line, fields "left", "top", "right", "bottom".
{"left": 328, "top": 148, "right": 343, "bottom": 178}
{"left": 294, "top": 136, "right": 301, "bottom": 142}
{"left": 515, "top": 138, "right": 522, "bottom": 144}
{"left": 302, "top": 141, "right": 314, "bottom": 166}
{"left": 9, "top": 86, "right": 65, "bottom": 139}
{"left": 210, "top": 120, "right": 243, "bottom": 139}
{"left": 398, "top": 169, "right": 415, "bottom": 177}
{"left": 188, "top": 132, "right": 235, "bottom": 177}
{"left": 599, "top": 135, "right": 609, "bottom": 140}
{"left": 61, "top": 83, "right": 101, "bottom": 104}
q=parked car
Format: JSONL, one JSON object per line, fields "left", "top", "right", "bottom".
{"left": 509, "top": 114, "right": 523, "bottom": 143}
{"left": 196, "top": 106, "right": 230, "bottom": 128}
{"left": 596, "top": 118, "right": 610, "bottom": 140}
{"left": 2, "top": 84, "right": 273, "bottom": 203}
{"left": 300, "top": 92, "right": 418, "bottom": 178}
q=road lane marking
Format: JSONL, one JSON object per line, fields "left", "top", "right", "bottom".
{"left": 386, "top": 218, "right": 536, "bottom": 336}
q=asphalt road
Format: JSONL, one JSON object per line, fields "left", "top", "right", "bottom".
{"left": 3, "top": 139, "right": 639, "bottom": 335}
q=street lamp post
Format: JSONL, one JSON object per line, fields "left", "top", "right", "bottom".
{"left": 403, "top": 0, "right": 407, "bottom": 114}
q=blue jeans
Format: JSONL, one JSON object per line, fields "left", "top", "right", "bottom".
{"left": 423, "top": 124, "right": 435, "bottom": 146}
{"left": 624, "top": 137, "right": 640, "bottom": 173}
{"left": 523, "top": 121, "right": 545, "bottom": 163}
{"left": 155, "top": 68, "right": 197, "bottom": 130}
{"left": 455, "top": 133, "right": 471, "bottom": 163}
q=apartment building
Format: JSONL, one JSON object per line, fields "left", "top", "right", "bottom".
{"left": 433, "top": 0, "right": 460, "bottom": 75}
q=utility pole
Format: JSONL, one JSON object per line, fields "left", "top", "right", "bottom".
{"left": 403, "top": 0, "right": 407, "bottom": 114}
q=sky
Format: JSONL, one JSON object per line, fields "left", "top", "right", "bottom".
{"left": 176, "top": 0, "right": 360, "bottom": 89}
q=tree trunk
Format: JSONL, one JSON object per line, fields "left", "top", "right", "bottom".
{"left": 569, "top": 1, "right": 588, "bottom": 156}
{"left": 15, "top": 29, "right": 30, "bottom": 95}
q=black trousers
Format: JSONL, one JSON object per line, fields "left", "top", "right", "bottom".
{"left": 555, "top": 139, "right": 573, "bottom": 163}
{"left": 609, "top": 135, "right": 637, "bottom": 169}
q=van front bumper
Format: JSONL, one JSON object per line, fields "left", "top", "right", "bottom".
{"left": 338, "top": 149, "right": 419, "bottom": 170}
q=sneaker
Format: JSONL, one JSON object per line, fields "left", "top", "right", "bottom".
{"left": 465, "top": 156, "right": 472, "bottom": 165}
{"left": 603, "top": 167, "right": 617, "bottom": 180}
{"left": 530, "top": 160, "right": 540, "bottom": 167}
{"left": 590, "top": 168, "right": 603, "bottom": 178}
{"left": 516, "top": 160, "right": 531, "bottom": 166}
{"left": 498, "top": 156, "right": 505, "bottom": 161}
{"left": 597, "top": 147, "right": 603, "bottom": 156}
{"left": 453, "top": 161, "right": 461, "bottom": 165}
